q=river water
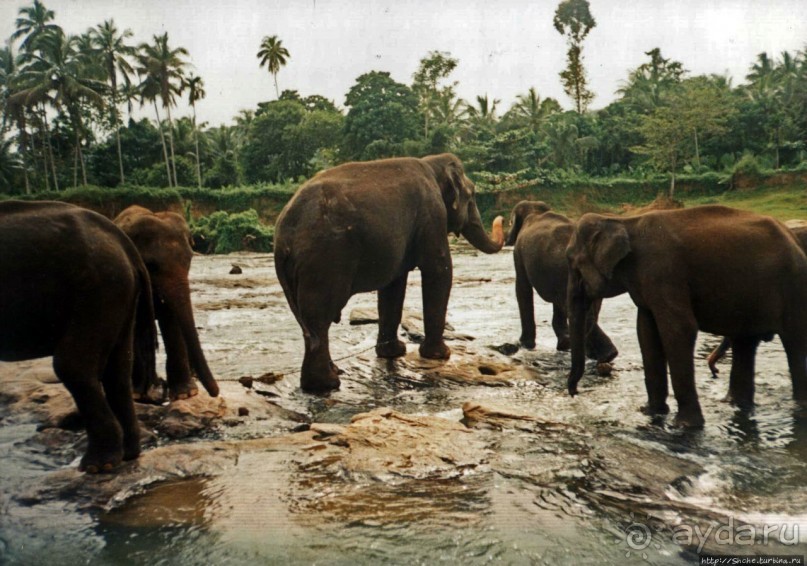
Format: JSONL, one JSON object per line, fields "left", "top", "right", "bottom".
{"left": 1, "top": 244, "right": 805, "bottom": 565}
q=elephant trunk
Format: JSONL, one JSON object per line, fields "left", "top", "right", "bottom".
{"left": 462, "top": 203, "right": 504, "bottom": 254}
{"left": 159, "top": 275, "right": 220, "bottom": 397}
{"left": 567, "top": 271, "right": 589, "bottom": 396}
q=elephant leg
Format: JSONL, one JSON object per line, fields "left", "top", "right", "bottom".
{"left": 419, "top": 261, "right": 452, "bottom": 360}
{"left": 156, "top": 309, "right": 197, "bottom": 401}
{"left": 653, "top": 307, "right": 703, "bottom": 427}
{"left": 101, "top": 322, "right": 141, "bottom": 461}
{"left": 552, "top": 303, "right": 570, "bottom": 351}
{"left": 514, "top": 261, "right": 536, "bottom": 349}
{"left": 725, "top": 336, "right": 759, "bottom": 408}
{"left": 376, "top": 274, "right": 408, "bottom": 358}
{"left": 637, "top": 307, "right": 670, "bottom": 415}
{"left": 53, "top": 343, "right": 123, "bottom": 473}
{"left": 297, "top": 279, "right": 348, "bottom": 393}
{"left": 584, "top": 299, "right": 618, "bottom": 362}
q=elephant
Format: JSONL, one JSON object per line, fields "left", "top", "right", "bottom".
{"left": 275, "top": 153, "right": 505, "bottom": 393}
{"left": 505, "top": 200, "right": 618, "bottom": 362}
{"left": 114, "top": 205, "right": 220, "bottom": 401}
{"left": 0, "top": 200, "right": 158, "bottom": 472}
{"left": 565, "top": 205, "right": 807, "bottom": 427}
{"left": 707, "top": 221, "right": 807, "bottom": 377}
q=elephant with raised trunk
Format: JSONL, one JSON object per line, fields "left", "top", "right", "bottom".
{"left": 114, "top": 205, "right": 220, "bottom": 401}
{"left": 275, "top": 153, "right": 504, "bottom": 393}
{"left": 0, "top": 201, "right": 158, "bottom": 472}
{"left": 506, "top": 200, "right": 617, "bottom": 363}
{"left": 566, "top": 205, "right": 807, "bottom": 427}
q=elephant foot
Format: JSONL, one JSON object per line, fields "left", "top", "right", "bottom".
{"left": 170, "top": 381, "right": 199, "bottom": 401}
{"left": 556, "top": 336, "right": 571, "bottom": 352}
{"left": 123, "top": 441, "right": 141, "bottom": 462}
{"left": 133, "top": 380, "right": 166, "bottom": 405}
{"left": 519, "top": 335, "right": 536, "bottom": 350}
{"left": 640, "top": 402, "right": 670, "bottom": 415}
{"left": 376, "top": 339, "right": 407, "bottom": 359}
{"left": 419, "top": 340, "right": 451, "bottom": 360}
{"left": 722, "top": 392, "right": 755, "bottom": 410}
{"left": 301, "top": 370, "right": 341, "bottom": 395}
{"left": 587, "top": 342, "right": 618, "bottom": 364}
{"left": 673, "top": 409, "right": 705, "bottom": 429}
{"left": 330, "top": 360, "right": 345, "bottom": 375}
{"left": 80, "top": 448, "right": 124, "bottom": 474}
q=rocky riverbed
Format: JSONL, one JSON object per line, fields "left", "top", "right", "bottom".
{"left": 1, "top": 244, "right": 805, "bottom": 565}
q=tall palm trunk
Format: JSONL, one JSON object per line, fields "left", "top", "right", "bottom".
{"left": 165, "top": 103, "right": 178, "bottom": 187}
{"left": 192, "top": 102, "right": 202, "bottom": 188}
{"left": 42, "top": 113, "right": 58, "bottom": 192}
{"left": 34, "top": 123, "right": 49, "bottom": 192}
{"left": 153, "top": 101, "right": 172, "bottom": 187}
{"left": 16, "top": 114, "right": 30, "bottom": 194}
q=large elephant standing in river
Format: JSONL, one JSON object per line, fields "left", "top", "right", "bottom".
{"left": 0, "top": 201, "right": 158, "bottom": 472}
{"left": 566, "top": 205, "right": 807, "bottom": 427}
{"left": 275, "top": 153, "right": 505, "bottom": 393}
{"left": 506, "top": 200, "right": 618, "bottom": 362}
{"left": 114, "top": 205, "right": 220, "bottom": 401}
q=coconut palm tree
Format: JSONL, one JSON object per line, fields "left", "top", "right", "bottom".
{"left": 0, "top": 44, "right": 31, "bottom": 193}
{"left": 90, "top": 19, "right": 134, "bottom": 185}
{"left": 137, "top": 33, "right": 188, "bottom": 187}
{"left": 257, "top": 35, "right": 290, "bottom": 99}
{"left": 11, "top": 0, "right": 59, "bottom": 51}
{"left": 14, "top": 28, "right": 106, "bottom": 187}
{"left": 185, "top": 73, "right": 205, "bottom": 187}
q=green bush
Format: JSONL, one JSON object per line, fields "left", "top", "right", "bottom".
{"left": 189, "top": 209, "right": 274, "bottom": 254}
{"left": 732, "top": 153, "right": 761, "bottom": 177}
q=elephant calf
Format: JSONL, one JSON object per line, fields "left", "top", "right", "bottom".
{"left": 275, "top": 153, "right": 504, "bottom": 393}
{"left": 506, "top": 200, "right": 617, "bottom": 363}
{"left": 114, "top": 205, "right": 220, "bottom": 401}
{"left": 0, "top": 201, "right": 158, "bottom": 472}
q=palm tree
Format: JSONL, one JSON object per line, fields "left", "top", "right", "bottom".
{"left": 0, "top": 44, "right": 31, "bottom": 193}
{"left": 137, "top": 33, "right": 188, "bottom": 187}
{"left": 90, "top": 19, "right": 134, "bottom": 185}
{"left": 11, "top": 0, "right": 58, "bottom": 51}
{"left": 185, "top": 73, "right": 205, "bottom": 187}
{"left": 14, "top": 28, "right": 106, "bottom": 187}
{"left": 257, "top": 35, "right": 290, "bottom": 99}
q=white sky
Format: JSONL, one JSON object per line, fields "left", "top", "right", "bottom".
{"left": 2, "top": 0, "right": 806, "bottom": 127}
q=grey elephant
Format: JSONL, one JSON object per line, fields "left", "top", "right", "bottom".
{"left": 505, "top": 200, "right": 617, "bottom": 363}
{"left": 566, "top": 205, "right": 807, "bottom": 427}
{"left": 275, "top": 153, "right": 504, "bottom": 393}
{"left": 114, "top": 205, "right": 220, "bottom": 401}
{"left": 0, "top": 201, "right": 158, "bottom": 472}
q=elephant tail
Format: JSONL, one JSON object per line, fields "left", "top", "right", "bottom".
{"left": 132, "top": 258, "right": 160, "bottom": 400}
{"left": 275, "top": 244, "right": 306, "bottom": 331}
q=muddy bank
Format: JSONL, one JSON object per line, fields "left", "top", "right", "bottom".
{"left": 1, "top": 247, "right": 805, "bottom": 564}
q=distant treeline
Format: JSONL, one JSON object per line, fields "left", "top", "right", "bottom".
{"left": 1, "top": 2, "right": 806, "bottom": 201}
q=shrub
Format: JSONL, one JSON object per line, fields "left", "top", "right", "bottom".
{"left": 189, "top": 209, "right": 273, "bottom": 254}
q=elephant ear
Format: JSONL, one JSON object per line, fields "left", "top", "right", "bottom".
{"left": 589, "top": 219, "right": 631, "bottom": 279}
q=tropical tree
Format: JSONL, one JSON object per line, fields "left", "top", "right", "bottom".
{"left": 0, "top": 44, "right": 32, "bottom": 193}
{"left": 13, "top": 27, "right": 106, "bottom": 187}
{"left": 186, "top": 73, "right": 205, "bottom": 187}
{"left": 412, "top": 50, "right": 458, "bottom": 139}
{"left": 618, "top": 48, "right": 685, "bottom": 114}
{"left": 136, "top": 32, "right": 189, "bottom": 187}
{"left": 553, "top": 0, "right": 596, "bottom": 113}
{"left": 341, "top": 71, "right": 419, "bottom": 160}
{"left": 11, "top": 0, "right": 58, "bottom": 51}
{"left": 90, "top": 19, "right": 134, "bottom": 185}
{"left": 257, "top": 35, "right": 290, "bottom": 99}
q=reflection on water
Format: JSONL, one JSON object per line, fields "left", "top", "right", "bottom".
{"left": 1, "top": 248, "right": 806, "bottom": 565}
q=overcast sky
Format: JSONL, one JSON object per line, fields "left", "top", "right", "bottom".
{"left": 2, "top": 0, "right": 806, "bottom": 127}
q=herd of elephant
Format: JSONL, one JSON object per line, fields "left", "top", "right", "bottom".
{"left": 1, "top": 153, "right": 805, "bottom": 473}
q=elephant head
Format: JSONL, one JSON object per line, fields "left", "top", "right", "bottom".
{"left": 566, "top": 214, "right": 631, "bottom": 395}
{"left": 115, "top": 206, "right": 219, "bottom": 400}
{"left": 424, "top": 153, "right": 504, "bottom": 254}
{"left": 505, "top": 200, "right": 552, "bottom": 246}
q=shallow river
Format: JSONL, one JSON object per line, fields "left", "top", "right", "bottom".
{"left": 1, "top": 245, "right": 805, "bottom": 565}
